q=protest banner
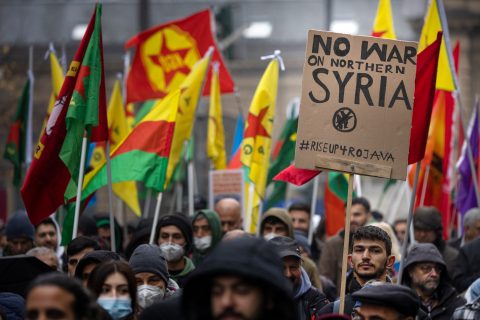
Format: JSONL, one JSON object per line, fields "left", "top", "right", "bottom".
{"left": 209, "top": 169, "right": 245, "bottom": 222}
{"left": 295, "top": 30, "right": 417, "bottom": 180}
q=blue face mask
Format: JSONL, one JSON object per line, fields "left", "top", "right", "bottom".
{"left": 97, "top": 297, "right": 132, "bottom": 320}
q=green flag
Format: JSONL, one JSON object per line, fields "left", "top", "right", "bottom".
{"left": 59, "top": 4, "right": 106, "bottom": 200}
{"left": 265, "top": 116, "right": 298, "bottom": 209}
{"left": 4, "top": 78, "right": 30, "bottom": 187}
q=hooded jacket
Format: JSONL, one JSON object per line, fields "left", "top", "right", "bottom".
{"left": 402, "top": 243, "right": 466, "bottom": 320}
{"left": 191, "top": 210, "right": 222, "bottom": 266}
{"left": 294, "top": 268, "right": 329, "bottom": 320}
{"left": 260, "top": 208, "right": 294, "bottom": 238}
{"left": 182, "top": 237, "right": 296, "bottom": 320}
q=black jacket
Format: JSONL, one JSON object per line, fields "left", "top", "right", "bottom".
{"left": 181, "top": 237, "right": 296, "bottom": 320}
{"left": 452, "top": 237, "right": 480, "bottom": 293}
{"left": 297, "top": 286, "right": 329, "bottom": 320}
{"left": 316, "top": 271, "right": 363, "bottom": 316}
{"left": 403, "top": 243, "right": 466, "bottom": 320}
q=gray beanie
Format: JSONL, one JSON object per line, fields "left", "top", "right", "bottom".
{"left": 5, "top": 211, "right": 35, "bottom": 241}
{"left": 129, "top": 244, "right": 169, "bottom": 285}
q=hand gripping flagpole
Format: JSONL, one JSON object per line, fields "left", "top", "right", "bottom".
{"left": 436, "top": 0, "right": 480, "bottom": 205}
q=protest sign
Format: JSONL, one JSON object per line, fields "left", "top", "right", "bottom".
{"left": 209, "top": 169, "right": 245, "bottom": 219}
{"left": 295, "top": 30, "right": 417, "bottom": 180}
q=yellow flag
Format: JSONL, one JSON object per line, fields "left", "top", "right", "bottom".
{"left": 240, "top": 59, "right": 279, "bottom": 232}
{"left": 164, "top": 50, "right": 212, "bottom": 188}
{"left": 107, "top": 80, "right": 141, "bottom": 216}
{"left": 39, "top": 52, "right": 64, "bottom": 141}
{"left": 371, "top": 0, "right": 397, "bottom": 39}
{"left": 419, "top": 0, "right": 455, "bottom": 92}
{"left": 207, "top": 65, "right": 227, "bottom": 170}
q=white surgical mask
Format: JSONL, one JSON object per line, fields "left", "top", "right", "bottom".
{"left": 264, "top": 233, "right": 280, "bottom": 241}
{"left": 137, "top": 284, "right": 165, "bottom": 309}
{"left": 159, "top": 242, "right": 185, "bottom": 262}
{"left": 194, "top": 235, "right": 212, "bottom": 251}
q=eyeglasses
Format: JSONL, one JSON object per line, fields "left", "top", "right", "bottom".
{"left": 418, "top": 264, "right": 442, "bottom": 274}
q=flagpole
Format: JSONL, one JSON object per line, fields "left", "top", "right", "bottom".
{"left": 339, "top": 173, "right": 354, "bottom": 315}
{"left": 149, "top": 192, "right": 163, "bottom": 244}
{"left": 436, "top": 0, "right": 480, "bottom": 205}
{"left": 26, "top": 45, "right": 34, "bottom": 167}
{"left": 188, "top": 154, "right": 195, "bottom": 217}
{"left": 105, "top": 141, "right": 117, "bottom": 252}
{"left": 72, "top": 135, "right": 88, "bottom": 239}
{"left": 308, "top": 175, "right": 319, "bottom": 245}
{"left": 246, "top": 183, "right": 255, "bottom": 233}
{"left": 398, "top": 163, "right": 421, "bottom": 282}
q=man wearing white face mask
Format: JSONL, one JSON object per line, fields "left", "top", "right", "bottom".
{"left": 260, "top": 208, "right": 295, "bottom": 241}
{"left": 156, "top": 214, "right": 195, "bottom": 288}
{"left": 191, "top": 210, "right": 222, "bottom": 266}
{"left": 129, "top": 244, "right": 180, "bottom": 311}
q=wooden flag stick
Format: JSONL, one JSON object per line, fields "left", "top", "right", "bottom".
{"left": 149, "top": 192, "right": 164, "bottom": 244}
{"left": 398, "top": 164, "right": 421, "bottom": 282}
{"left": 72, "top": 135, "right": 88, "bottom": 239}
{"left": 339, "top": 173, "right": 354, "bottom": 314}
{"left": 188, "top": 158, "right": 195, "bottom": 217}
{"left": 105, "top": 141, "right": 116, "bottom": 252}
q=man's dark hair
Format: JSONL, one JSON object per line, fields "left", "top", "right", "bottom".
{"left": 26, "top": 273, "right": 95, "bottom": 320}
{"left": 349, "top": 197, "right": 371, "bottom": 213}
{"left": 288, "top": 203, "right": 311, "bottom": 215}
{"left": 263, "top": 216, "right": 287, "bottom": 228}
{"left": 35, "top": 217, "right": 56, "bottom": 231}
{"left": 350, "top": 225, "right": 392, "bottom": 256}
{"left": 66, "top": 236, "right": 100, "bottom": 257}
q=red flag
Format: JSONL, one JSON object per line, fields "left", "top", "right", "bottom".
{"left": 125, "top": 9, "right": 234, "bottom": 104}
{"left": 408, "top": 32, "right": 442, "bottom": 164}
{"left": 21, "top": 5, "right": 107, "bottom": 225}
{"left": 273, "top": 164, "right": 320, "bottom": 186}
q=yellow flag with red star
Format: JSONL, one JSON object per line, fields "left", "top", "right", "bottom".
{"left": 371, "top": 0, "right": 397, "bottom": 39}
{"left": 240, "top": 59, "right": 279, "bottom": 232}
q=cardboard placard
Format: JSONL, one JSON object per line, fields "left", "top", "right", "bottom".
{"left": 208, "top": 169, "right": 245, "bottom": 220}
{"left": 295, "top": 30, "right": 417, "bottom": 180}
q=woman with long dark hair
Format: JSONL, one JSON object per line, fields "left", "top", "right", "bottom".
{"left": 88, "top": 260, "right": 138, "bottom": 320}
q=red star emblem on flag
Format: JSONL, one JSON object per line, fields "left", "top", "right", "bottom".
{"left": 149, "top": 32, "right": 191, "bottom": 88}
{"left": 244, "top": 106, "right": 271, "bottom": 139}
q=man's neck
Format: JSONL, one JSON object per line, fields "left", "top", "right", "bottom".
{"left": 355, "top": 273, "right": 388, "bottom": 287}
{"left": 168, "top": 256, "right": 186, "bottom": 272}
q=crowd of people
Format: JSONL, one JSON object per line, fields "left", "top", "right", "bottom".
{"left": 1, "top": 196, "right": 480, "bottom": 319}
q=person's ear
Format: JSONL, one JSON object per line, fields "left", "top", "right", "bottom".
{"left": 348, "top": 254, "right": 353, "bottom": 268}
{"left": 386, "top": 255, "right": 395, "bottom": 269}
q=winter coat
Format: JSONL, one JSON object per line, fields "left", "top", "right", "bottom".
{"left": 182, "top": 237, "right": 296, "bottom": 320}
{"left": 403, "top": 243, "right": 466, "bottom": 320}
{"left": 294, "top": 268, "right": 329, "bottom": 320}
{"left": 453, "top": 238, "right": 480, "bottom": 293}
{"left": 169, "top": 257, "right": 195, "bottom": 288}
